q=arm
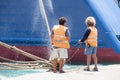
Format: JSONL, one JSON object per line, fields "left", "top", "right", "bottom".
{"left": 79, "top": 28, "right": 91, "bottom": 44}
{"left": 50, "top": 30, "right": 54, "bottom": 44}
{"left": 81, "top": 28, "right": 91, "bottom": 42}
{"left": 65, "top": 29, "right": 70, "bottom": 41}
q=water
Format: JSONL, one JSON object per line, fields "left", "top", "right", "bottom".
{"left": 0, "top": 64, "right": 81, "bottom": 79}
{"left": 38, "top": 0, "right": 51, "bottom": 35}
{"left": 0, "top": 64, "right": 97, "bottom": 79}
{"left": 0, "top": 69, "right": 41, "bottom": 77}
{"left": 0, "top": 69, "right": 46, "bottom": 80}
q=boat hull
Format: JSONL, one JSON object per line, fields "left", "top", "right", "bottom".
{"left": 0, "top": 46, "right": 120, "bottom": 64}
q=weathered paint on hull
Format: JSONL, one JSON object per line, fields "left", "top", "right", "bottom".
{"left": 0, "top": 46, "right": 49, "bottom": 61}
{"left": 0, "top": 46, "right": 120, "bottom": 64}
{"left": 68, "top": 48, "right": 120, "bottom": 64}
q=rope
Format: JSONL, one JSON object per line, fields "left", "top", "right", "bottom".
{"left": 0, "top": 41, "right": 53, "bottom": 70}
{"left": 0, "top": 56, "right": 52, "bottom": 65}
{"left": 67, "top": 48, "right": 80, "bottom": 62}
{"left": 0, "top": 62, "right": 51, "bottom": 70}
{"left": 0, "top": 41, "right": 52, "bottom": 66}
{"left": 0, "top": 60, "right": 52, "bottom": 70}
{"left": 66, "top": 43, "right": 82, "bottom": 62}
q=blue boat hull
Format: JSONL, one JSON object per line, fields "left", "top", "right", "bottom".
{"left": 0, "top": 0, "right": 120, "bottom": 63}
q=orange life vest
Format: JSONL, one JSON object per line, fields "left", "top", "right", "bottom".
{"left": 86, "top": 27, "right": 98, "bottom": 47}
{"left": 52, "top": 25, "right": 70, "bottom": 48}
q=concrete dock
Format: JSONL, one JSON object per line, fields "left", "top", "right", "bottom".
{"left": 1, "top": 64, "right": 120, "bottom": 80}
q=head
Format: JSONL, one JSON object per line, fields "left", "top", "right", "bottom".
{"left": 85, "top": 16, "right": 96, "bottom": 27}
{"left": 58, "top": 17, "right": 66, "bottom": 25}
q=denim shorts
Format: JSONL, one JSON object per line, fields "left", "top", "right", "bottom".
{"left": 84, "top": 45, "right": 97, "bottom": 55}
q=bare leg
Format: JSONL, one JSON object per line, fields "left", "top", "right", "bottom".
{"left": 63, "top": 59, "right": 66, "bottom": 64}
{"left": 92, "top": 54, "right": 98, "bottom": 68}
{"left": 59, "top": 58, "right": 64, "bottom": 71}
{"left": 86, "top": 55, "right": 91, "bottom": 69}
{"left": 53, "top": 58, "right": 57, "bottom": 72}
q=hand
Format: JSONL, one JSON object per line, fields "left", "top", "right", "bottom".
{"left": 50, "top": 45, "right": 53, "bottom": 51}
{"left": 78, "top": 40, "right": 82, "bottom": 44}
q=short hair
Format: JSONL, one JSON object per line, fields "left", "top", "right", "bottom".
{"left": 58, "top": 17, "right": 66, "bottom": 25}
{"left": 85, "top": 16, "right": 96, "bottom": 26}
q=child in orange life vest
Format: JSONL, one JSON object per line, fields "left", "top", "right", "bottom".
{"left": 50, "top": 17, "right": 70, "bottom": 73}
{"left": 79, "top": 16, "right": 98, "bottom": 71}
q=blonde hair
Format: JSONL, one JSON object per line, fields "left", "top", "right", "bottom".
{"left": 85, "top": 16, "right": 96, "bottom": 27}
